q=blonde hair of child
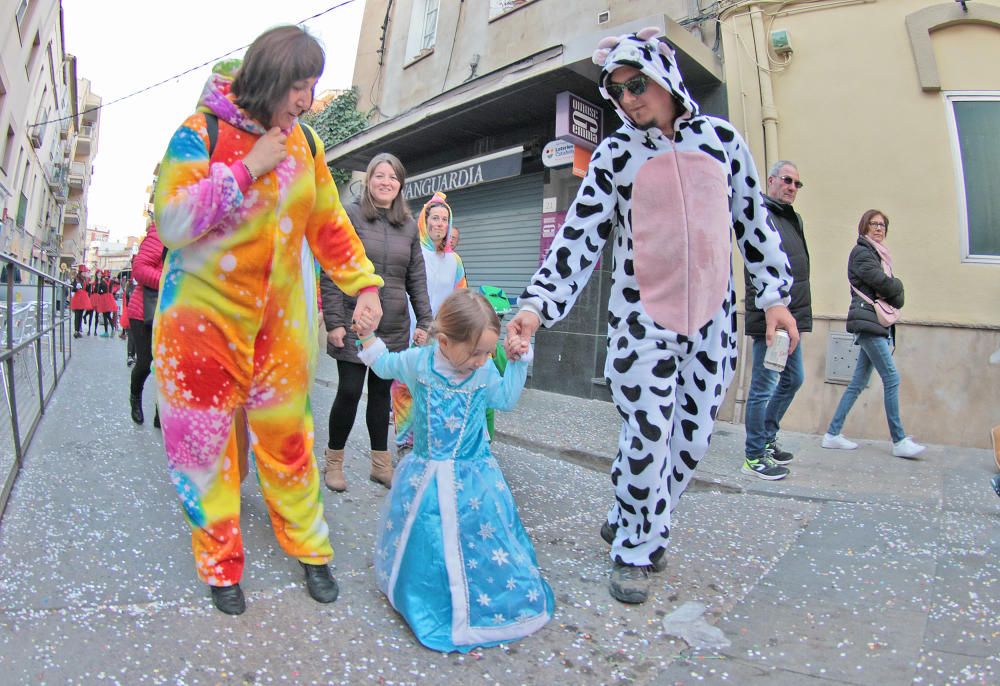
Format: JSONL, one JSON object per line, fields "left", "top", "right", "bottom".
{"left": 429, "top": 289, "right": 500, "bottom": 345}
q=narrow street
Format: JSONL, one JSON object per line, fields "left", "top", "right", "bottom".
{"left": 0, "top": 335, "right": 996, "bottom": 685}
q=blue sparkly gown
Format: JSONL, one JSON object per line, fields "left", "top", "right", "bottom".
{"left": 358, "top": 339, "right": 554, "bottom": 652}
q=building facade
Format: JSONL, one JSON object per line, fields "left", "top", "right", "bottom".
{"left": 331, "top": 0, "right": 999, "bottom": 448}
{"left": 331, "top": 0, "right": 719, "bottom": 401}
{"left": 718, "top": 0, "right": 1000, "bottom": 449}
{"left": 0, "top": 0, "right": 99, "bottom": 275}
{"left": 61, "top": 75, "right": 99, "bottom": 271}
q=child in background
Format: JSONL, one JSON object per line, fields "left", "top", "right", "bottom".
{"left": 392, "top": 192, "right": 467, "bottom": 455}
{"left": 355, "top": 289, "right": 553, "bottom": 653}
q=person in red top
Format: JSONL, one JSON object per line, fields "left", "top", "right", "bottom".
{"left": 121, "top": 275, "right": 136, "bottom": 361}
{"left": 97, "top": 269, "right": 116, "bottom": 336}
{"left": 68, "top": 264, "right": 92, "bottom": 338}
{"left": 86, "top": 272, "right": 101, "bottom": 336}
{"left": 128, "top": 223, "right": 164, "bottom": 425}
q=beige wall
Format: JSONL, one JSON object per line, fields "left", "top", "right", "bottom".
{"left": 354, "top": 0, "right": 692, "bottom": 122}
{"left": 721, "top": 0, "right": 1000, "bottom": 448}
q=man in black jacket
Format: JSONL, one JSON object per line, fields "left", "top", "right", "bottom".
{"left": 741, "top": 161, "right": 810, "bottom": 480}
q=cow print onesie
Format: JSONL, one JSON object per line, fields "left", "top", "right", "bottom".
{"left": 518, "top": 28, "right": 793, "bottom": 568}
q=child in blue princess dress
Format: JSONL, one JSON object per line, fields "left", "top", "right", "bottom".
{"left": 354, "top": 288, "right": 553, "bottom": 653}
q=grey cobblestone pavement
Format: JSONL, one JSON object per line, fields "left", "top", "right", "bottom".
{"left": 0, "top": 336, "right": 996, "bottom": 685}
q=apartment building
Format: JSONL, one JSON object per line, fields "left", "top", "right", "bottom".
{"left": 0, "top": 0, "right": 99, "bottom": 275}
{"left": 61, "top": 75, "right": 99, "bottom": 271}
{"left": 331, "top": 0, "right": 999, "bottom": 448}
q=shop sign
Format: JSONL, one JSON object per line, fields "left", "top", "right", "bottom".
{"left": 541, "top": 140, "right": 575, "bottom": 168}
{"left": 555, "top": 92, "right": 603, "bottom": 150}
{"left": 539, "top": 210, "right": 566, "bottom": 265}
{"left": 403, "top": 146, "right": 523, "bottom": 201}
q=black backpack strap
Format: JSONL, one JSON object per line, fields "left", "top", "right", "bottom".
{"left": 204, "top": 112, "right": 219, "bottom": 157}
{"left": 300, "top": 123, "right": 317, "bottom": 159}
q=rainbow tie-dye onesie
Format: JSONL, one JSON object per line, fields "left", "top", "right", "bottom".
{"left": 153, "top": 68, "right": 383, "bottom": 586}
{"left": 391, "top": 193, "right": 466, "bottom": 450}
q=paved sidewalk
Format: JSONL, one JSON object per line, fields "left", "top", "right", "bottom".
{"left": 0, "top": 338, "right": 996, "bottom": 685}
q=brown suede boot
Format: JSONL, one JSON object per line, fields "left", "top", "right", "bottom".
{"left": 324, "top": 448, "right": 347, "bottom": 492}
{"left": 370, "top": 450, "right": 393, "bottom": 488}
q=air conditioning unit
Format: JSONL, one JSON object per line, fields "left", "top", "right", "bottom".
{"left": 29, "top": 130, "right": 43, "bottom": 148}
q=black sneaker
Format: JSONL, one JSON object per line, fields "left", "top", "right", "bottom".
{"left": 766, "top": 441, "right": 794, "bottom": 464}
{"left": 301, "top": 562, "right": 339, "bottom": 603}
{"left": 609, "top": 561, "right": 652, "bottom": 604}
{"left": 210, "top": 584, "right": 246, "bottom": 615}
{"left": 741, "top": 455, "right": 790, "bottom": 481}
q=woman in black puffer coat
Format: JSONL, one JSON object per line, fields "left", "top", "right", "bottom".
{"left": 320, "top": 153, "right": 433, "bottom": 490}
{"left": 822, "top": 209, "right": 925, "bottom": 459}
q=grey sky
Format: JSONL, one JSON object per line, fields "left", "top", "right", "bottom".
{"left": 61, "top": 0, "right": 365, "bottom": 243}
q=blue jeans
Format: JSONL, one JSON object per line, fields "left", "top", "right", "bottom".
{"left": 826, "top": 334, "right": 905, "bottom": 443}
{"left": 744, "top": 337, "right": 805, "bottom": 457}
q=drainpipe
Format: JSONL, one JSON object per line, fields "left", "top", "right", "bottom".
{"left": 732, "top": 3, "right": 780, "bottom": 424}
{"left": 749, "top": 3, "right": 779, "bottom": 169}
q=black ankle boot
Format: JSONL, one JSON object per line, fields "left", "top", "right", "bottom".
{"left": 301, "top": 562, "right": 339, "bottom": 603}
{"left": 210, "top": 584, "right": 246, "bottom": 615}
{"left": 130, "top": 394, "right": 144, "bottom": 425}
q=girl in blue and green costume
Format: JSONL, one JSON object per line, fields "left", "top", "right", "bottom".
{"left": 391, "top": 191, "right": 467, "bottom": 452}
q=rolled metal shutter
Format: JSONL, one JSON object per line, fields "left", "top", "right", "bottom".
{"left": 411, "top": 173, "right": 543, "bottom": 301}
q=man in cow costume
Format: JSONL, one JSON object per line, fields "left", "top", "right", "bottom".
{"left": 507, "top": 27, "right": 798, "bottom": 603}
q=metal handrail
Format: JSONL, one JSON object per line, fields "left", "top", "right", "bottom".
{"left": 1, "top": 254, "right": 73, "bottom": 519}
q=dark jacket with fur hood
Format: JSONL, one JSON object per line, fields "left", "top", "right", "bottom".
{"left": 845, "top": 237, "right": 904, "bottom": 338}
{"left": 321, "top": 201, "right": 433, "bottom": 362}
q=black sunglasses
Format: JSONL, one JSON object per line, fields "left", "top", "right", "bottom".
{"left": 606, "top": 74, "right": 650, "bottom": 100}
{"left": 777, "top": 175, "right": 804, "bottom": 189}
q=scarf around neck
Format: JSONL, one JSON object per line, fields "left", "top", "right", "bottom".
{"left": 864, "top": 235, "right": 893, "bottom": 276}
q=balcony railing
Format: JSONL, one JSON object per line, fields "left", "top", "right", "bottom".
{"left": 63, "top": 202, "right": 81, "bottom": 225}
{"left": 68, "top": 161, "right": 86, "bottom": 188}
{"left": 46, "top": 163, "right": 66, "bottom": 191}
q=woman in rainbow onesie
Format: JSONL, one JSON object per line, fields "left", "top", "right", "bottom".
{"left": 153, "top": 26, "right": 383, "bottom": 616}
{"left": 391, "top": 192, "right": 467, "bottom": 453}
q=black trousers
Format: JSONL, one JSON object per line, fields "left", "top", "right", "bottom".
{"left": 130, "top": 321, "right": 154, "bottom": 398}
{"left": 73, "top": 310, "right": 83, "bottom": 334}
{"left": 328, "top": 360, "right": 392, "bottom": 451}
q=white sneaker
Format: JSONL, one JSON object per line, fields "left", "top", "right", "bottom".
{"left": 892, "top": 437, "right": 925, "bottom": 459}
{"left": 822, "top": 433, "right": 858, "bottom": 450}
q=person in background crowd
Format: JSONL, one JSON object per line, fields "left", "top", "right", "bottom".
{"left": 97, "top": 269, "right": 115, "bottom": 337}
{"left": 153, "top": 25, "right": 383, "bottom": 616}
{"left": 320, "top": 152, "right": 432, "bottom": 492}
{"left": 128, "top": 224, "right": 164, "bottom": 425}
{"left": 391, "top": 191, "right": 467, "bottom": 456}
{"left": 69, "top": 264, "right": 92, "bottom": 338}
{"left": 741, "top": 160, "right": 810, "bottom": 481}
{"left": 821, "top": 209, "right": 925, "bottom": 459}
{"left": 86, "top": 272, "right": 101, "bottom": 336}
